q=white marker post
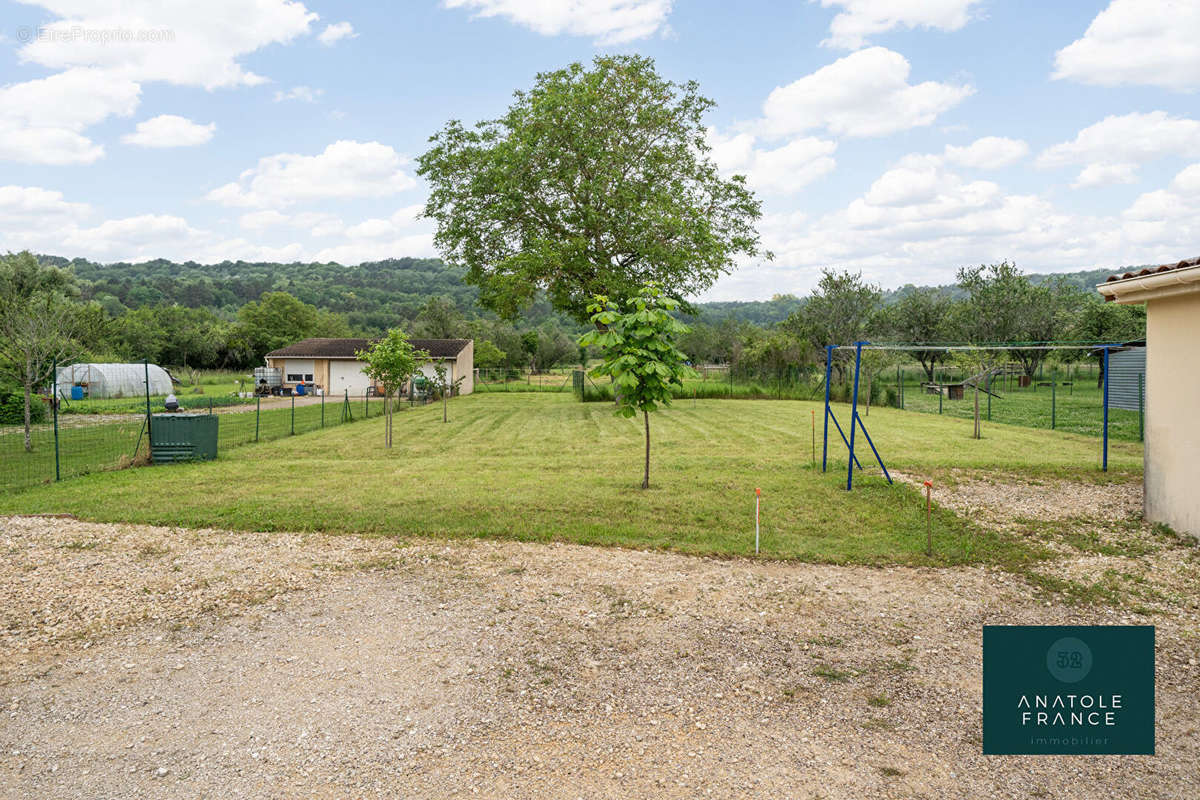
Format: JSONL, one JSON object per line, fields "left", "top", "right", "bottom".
{"left": 755, "top": 487, "right": 762, "bottom": 555}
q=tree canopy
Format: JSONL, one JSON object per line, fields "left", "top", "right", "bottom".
{"left": 417, "top": 54, "right": 768, "bottom": 322}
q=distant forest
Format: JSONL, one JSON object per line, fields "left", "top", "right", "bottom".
{"left": 23, "top": 253, "right": 1145, "bottom": 377}
{"left": 41, "top": 253, "right": 1127, "bottom": 329}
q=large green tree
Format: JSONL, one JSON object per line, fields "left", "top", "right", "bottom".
{"left": 417, "top": 54, "right": 768, "bottom": 322}
{"left": 0, "top": 252, "right": 80, "bottom": 451}
{"left": 786, "top": 269, "right": 883, "bottom": 379}
{"left": 235, "top": 291, "right": 352, "bottom": 363}
{"left": 881, "top": 287, "right": 958, "bottom": 381}
{"left": 955, "top": 262, "right": 1084, "bottom": 378}
{"left": 580, "top": 284, "right": 695, "bottom": 489}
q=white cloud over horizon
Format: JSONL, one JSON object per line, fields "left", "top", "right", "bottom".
{"left": 1053, "top": 0, "right": 1200, "bottom": 90}
{"left": 820, "top": 0, "right": 983, "bottom": 50}
{"left": 442, "top": 0, "right": 673, "bottom": 44}
{"left": 121, "top": 115, "right": 216, "bottom": 148}
{"left": 759, "top": 48, "right": 973, "bottom": 139}
{"left": 206, "top": 140, "right": 418, "bottom": 208}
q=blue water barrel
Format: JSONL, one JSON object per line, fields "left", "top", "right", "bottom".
{"left": 70, "top": 385, "right": 84, "bottom": 400}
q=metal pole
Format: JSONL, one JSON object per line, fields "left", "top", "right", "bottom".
{"left": 291, "top": 393, "right": 295, "bottom": 435}
{"left": 1051, "top": 382, "right": 1056, "bottom": 430}
{"left": 143, "top": 360, "right": 152, "bottom": 449}
{"left": 321, "top": 392, "right": 325, "bottom": 427}
{"left": 1102, "top": 347, "right": 1110, "bottom": 472}
{"left": 1138, "top": 372, "right": 1144, "bottom": 442}
{"left": 255, "top": 396, "right": 260, "bottom": 442}
{"left": 847, "top": 342, "right": 864, "bottom": 492}
{"left": 938, "top": 389, "right": 942, "bottom": 415}
{"left": 52, "top": 358, "right": 60, "bottom": 481}
{"left": 821, "top": 345, "right": 833, "bottom": 472}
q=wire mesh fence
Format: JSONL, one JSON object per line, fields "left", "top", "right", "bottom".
{"left": 1, "top": 378, "right": 434, "bottom": 494}
{"left": 474, "top": 367, "right": 575, "bottom": 393}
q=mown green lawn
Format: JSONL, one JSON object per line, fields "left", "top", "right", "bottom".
{"left": 0, "top": 394, "right": 1141, "bottom": 567}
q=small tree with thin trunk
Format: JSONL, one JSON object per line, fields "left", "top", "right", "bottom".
{"left": 426, "top": 361, "right": 465, "bottom": 423}
{"left": 356, "top": 330, "right": 427, "bottom": 449}
{"left": 0, "top": 252, "right": 79, "bottom": 452}
{"left": 580, "top": 284, "right": 695, "bottom": 489}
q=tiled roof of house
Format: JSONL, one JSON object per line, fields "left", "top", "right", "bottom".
{"left": 267, "top": 338, "right": 471, "bottom": 359}
{"left": 1105, "top": 256, "right": 1200, "bottom": 283}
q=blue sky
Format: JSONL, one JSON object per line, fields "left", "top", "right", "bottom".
{"left": 1, "top": 0, "right": 1198, "bottom": 300}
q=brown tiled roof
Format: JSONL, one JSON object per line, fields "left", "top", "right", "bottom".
{"left": 1105, "top": 256, "right": 1200, "bottom": 282}
{"left": 267, "top": 338, "right": 470, "bottom": 359}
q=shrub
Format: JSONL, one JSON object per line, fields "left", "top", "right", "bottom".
{"left": 0, "top": 386, "right": 47, "bottom": 425}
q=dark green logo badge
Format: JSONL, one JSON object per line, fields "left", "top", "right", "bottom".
{"left": 983, "top": 625, "right": 1154, "bottom": 755}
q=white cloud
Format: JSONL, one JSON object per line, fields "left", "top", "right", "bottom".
{"left": 707, "top": 129, "right": 837, "bottom": 195}
{"left": 1039, "top": 112, "right": 1200, "bottom": 167}
{"left": 943, "top": 137, "right": 1029, "bottom": 169}
{"left": 317, "top": 21, "right": 357, "bottom": 46}
{"left": 708, "top": 153, "right": 1200, "bottom": 299}
{"left": 238, "top": 209, "right": 344, "bottom": 236}
{"left": 1, "top": 2, "right": 318, "bottom": 163}
{"left": 760, "top": 47, "right": 972, "bottom": 138}
{"left": 1053, "top": 0, "right": 1200, "bottom": 90}
{"left": 443, "top": 0, "right": 672, "bottom": 44}
{"left": 1038, "top": 112, "right": 1200, "bottom": 187}
{"left": 274, "top": 85, "right": 324, "bottom": 103}
{"left": 1071, "top": 162, "right": 1138, "bottom": 189}
{"left": 0, "top": 68, "right": 139, "bottom": 164}
{"left": 207, "top": 140, "right": 417, "bottom": 209}
{"left": 0, "top": 185, "right": 90, "bottom": 225}
{"left": 820, "top": 0, "right": 982, "bottom": 50}
{"left": 121, "top": 115, "right": 215, "bottom": 147}
{"left": 17, "top": 1, "right": 318, "bottom": 90}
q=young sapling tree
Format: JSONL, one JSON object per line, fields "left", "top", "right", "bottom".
{"left": 580, "top": 284, "right": 696, "bottom": 489}
{"left": 356, "top": 329, "right": 427, "bottom": 448}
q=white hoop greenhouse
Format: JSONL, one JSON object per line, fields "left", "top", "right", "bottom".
{"left": 55, "top": 363, "right": 175, "bottom": 399}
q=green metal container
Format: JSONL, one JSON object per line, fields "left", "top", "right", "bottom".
{"left": 149, "top": 413, "right": 219, "bottom": 464}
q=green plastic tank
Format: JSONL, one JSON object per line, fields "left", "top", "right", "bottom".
{"left": 149, "top": 413, "right": 219, "bottom": 464}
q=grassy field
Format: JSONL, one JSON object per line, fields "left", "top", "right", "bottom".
{"left": 0, "top": 393, "right": 1141, "bottom": 567}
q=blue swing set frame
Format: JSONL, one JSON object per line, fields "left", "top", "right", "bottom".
{"left": 820, "top": 341, "right": 1119, "bottom": 490}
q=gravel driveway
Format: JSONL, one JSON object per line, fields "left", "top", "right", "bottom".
{"left": 1, "top": 507, "right": 1197, "bottom": 799}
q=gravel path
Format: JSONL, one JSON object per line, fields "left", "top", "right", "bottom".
{"left": 1, "top": 511, "right": 1197, "bottom": 799}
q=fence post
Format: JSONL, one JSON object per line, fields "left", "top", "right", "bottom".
{"left": 208, "top": 397, "right": 213, "bottom": 415}
{"left": 255, "top": 396, "right": 260, "bottom": 442}
{"left": 290, "top": 393, "right": 295, "bottom": 435}
{"left": 143, "top": 359, "right": 152, "bottom": 451}
{"left": 52, "top": 358, "right": 60, "bottom": 481}
{"left": 364, "top": 393, "right": 368, "bottom": 419}
{"left": 938, "top": 389, "right": 943, "bottom": 415}
{"left": 1102, "top": 346, "right": 1110, "bottom": 472}
{"left": 321, "top": 392, "right": 325, "bottom": 428}
{"left": 1138, "top": 372, "right": 1144, "bottom": 442}
{"left": 1051, "top": 381, "right": 1056, "bottom": 430}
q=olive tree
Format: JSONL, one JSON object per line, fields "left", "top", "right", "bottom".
{"left": 580, "top": 284, "right": 695, "bottom": 489}
{"left": 356, "top": 330, "right": 427, "bottom": 448}
{"left": 417, "top": 54, "right": 768, "bottom": 323}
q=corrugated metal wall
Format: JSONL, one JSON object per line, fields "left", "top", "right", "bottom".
{"left": 1108, "top": 347, "right": 1146, "bottom": 412}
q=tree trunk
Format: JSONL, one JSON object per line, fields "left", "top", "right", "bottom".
{"left": 642, "top": 410, "right": 650, "bottom": 490}
{"left": 23, "top": 373, "right": 33, "bottom": 453}
{"left": 973, "top": 384, "right": 981, "bottom": 439}
{"left": 385, "top": 395, "right": 392, "bottom": 448}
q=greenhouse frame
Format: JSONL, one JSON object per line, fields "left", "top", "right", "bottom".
{"left": 55, "top": 363, "right": 175, "bottom": 399}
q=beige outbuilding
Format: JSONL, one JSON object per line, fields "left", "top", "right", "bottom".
{"left": 1098, "top": 256, "right": 1200, "bottom": 538}
{"left": 265, "top": 338, "right": 474, "bottom": 396}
